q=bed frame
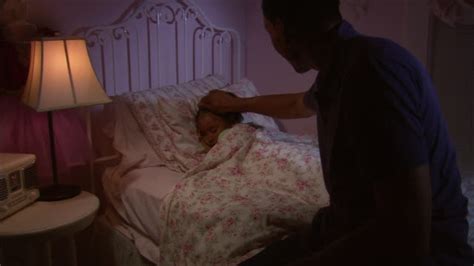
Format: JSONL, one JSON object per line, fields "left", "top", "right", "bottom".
{"left": 73, "top": 0, "right": 242, "bottom": 194}
{"left": 72, "top": 1, "right": 244, "bottom": 264}
{"left": 75, "top": 0, "right": 241, "bottom": 96}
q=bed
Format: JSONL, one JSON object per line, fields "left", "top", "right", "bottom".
{"left": 89, "top": 76, "right": 329, "bottom": 265}
{"left": 76, "top": 0, "right": 474, "bottom": 265}
{"left": 75, "top": 0, "right": 329, "bottom": 265}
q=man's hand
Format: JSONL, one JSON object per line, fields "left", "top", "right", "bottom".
{"left": 199, "top": 90, "right": 315, "bottom": 119}
{"left": 198, "top": 90, "right": 241, "bottom": 113}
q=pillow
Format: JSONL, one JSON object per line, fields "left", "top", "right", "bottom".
{"left": 122, "top": 75, "right": 278, "bottom": 173}
{"left": 110, "top": 97, "right": 161, "bottom": 168}
{"left": 121, "top": 75, "right": 227, "bottom": 172}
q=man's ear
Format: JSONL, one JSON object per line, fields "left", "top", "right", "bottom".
{"left": 273, "top": 18, "right": 285, "bottom": 37}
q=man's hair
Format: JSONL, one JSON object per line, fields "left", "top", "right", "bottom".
{"left": 196, "top": 108, "right": 243, "bottom": 126}
{"left": 262, "top": 0, "right": 342, "bottom": 39}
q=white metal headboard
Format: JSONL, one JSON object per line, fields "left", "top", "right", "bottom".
{"left": 74, "top": 0, "right": 242, "bottom": 194}
{"left": 74, "top": 0, "right": 241, "bottom": 96}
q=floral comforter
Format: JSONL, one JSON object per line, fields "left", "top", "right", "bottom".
{"left": 158, "top": 124, "right": 329, "bottom": 265}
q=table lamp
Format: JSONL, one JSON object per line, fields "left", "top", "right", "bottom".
{"left": 21, "top": 37, "right": 111, "bottom": 201}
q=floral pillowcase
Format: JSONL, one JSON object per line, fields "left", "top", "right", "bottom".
{"left": 120, "top": 75, "right": 278, "bottom": 173}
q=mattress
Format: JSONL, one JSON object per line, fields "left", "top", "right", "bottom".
{"left": 93, "top": 212, "right": 156, "bottom": 266}
{"left": 102, "top": 165, "right": 184, "bottom": 264}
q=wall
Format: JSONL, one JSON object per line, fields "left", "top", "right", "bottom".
{"left": 245, "top": 0, "right": 432, "bottom": 136}
{"left": 25, "top": 0, "right": 248, "bottom": 78}
{"left": 431, "top": 18, "right": 474, "bottom": 177}
{"left": 245, "top": 0, "right": 318, "bottom": 136}
{"left": 23, "top": 0, "right": 433, "bottom": 137}
{"left": 27, "top": 0, "right": 128, "bottom": 34}
{"left": 26, "top": 0, "right": 247, "bottom": 35}
{"left": 340, "top": 0, "right": 431, "bottom": 67}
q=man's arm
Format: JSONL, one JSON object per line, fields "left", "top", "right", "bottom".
{"left": 198, "top": 90, "right": 315, "bottom": 119}
{"left": 292, "top": 164, "right": 432, "bottom": 266}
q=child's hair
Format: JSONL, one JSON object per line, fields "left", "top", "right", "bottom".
{"left": 196, "top": 92, "right": 244, "bottom": 125}
{"left": 196, "top": 107, "right": 243, "bottom": 125}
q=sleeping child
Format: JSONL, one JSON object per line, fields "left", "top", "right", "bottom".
{"left": 164, "top": 102, "right": 328, "bottom": 266}
{"left": 195, "top": 107, "right": 243, "bottom": 149}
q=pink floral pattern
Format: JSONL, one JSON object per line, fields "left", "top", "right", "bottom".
{"left": 121, "top": 76, "right": 278, "bottom": 173}
{"left": 158, "top": 124, "right": 329, "bottom": 265}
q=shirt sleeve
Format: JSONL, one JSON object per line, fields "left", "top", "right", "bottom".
{"left": 303, "top": 80, "right": 319, "bottom": 112}
{"left": 346, "top": 53, "right": 429, "bottom": 179}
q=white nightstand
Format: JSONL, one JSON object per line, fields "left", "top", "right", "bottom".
{"left": 0, "top": 191, "right": 99, "bottom": 266}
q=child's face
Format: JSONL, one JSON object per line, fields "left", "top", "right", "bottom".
{"left": 196, "top": 112, "right": 230, "bottom": 149}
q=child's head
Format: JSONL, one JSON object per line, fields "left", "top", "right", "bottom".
{"left": 196, "top": 108, "right": 243, "bottom": 149}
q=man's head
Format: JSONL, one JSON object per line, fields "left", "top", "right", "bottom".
{"left": 196, "top": 108, "right": 243, "bottom": 149}
{"left": 262, "top": 0, "right": 342, "bottom": 72}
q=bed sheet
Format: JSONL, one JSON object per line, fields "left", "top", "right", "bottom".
{"left": 158, "top": 124, "right": 328, "bottom": 265}
{"left": 97, "top": 209, "right": 159, "bottom": 265}
{"left": 102, "top": 165, "right": 184, "bottom": 264}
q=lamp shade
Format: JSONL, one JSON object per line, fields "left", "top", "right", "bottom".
{"left": 22, "top": 37, "right": 111, "bottom": 112}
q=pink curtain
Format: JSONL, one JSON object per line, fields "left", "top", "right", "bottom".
{"left": 0, "top": 95, "right": 91, "bottom": 186}
{"left": 432, "top": 0, "right": 474, "bottom": 26}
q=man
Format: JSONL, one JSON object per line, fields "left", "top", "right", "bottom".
{"left": 199, "top": 0, "right": 473, "bottom": 265}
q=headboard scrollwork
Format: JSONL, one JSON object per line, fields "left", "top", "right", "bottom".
{"left": 74, "top": 0, "right": 241, "bottom": 96}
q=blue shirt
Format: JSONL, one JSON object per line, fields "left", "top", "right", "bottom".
{"left": 304, "top": 21, "right": 472, "bottom": 263}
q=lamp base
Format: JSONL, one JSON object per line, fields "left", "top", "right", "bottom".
{"left": 38, "top": 184, "right": 81, "bottom": 201}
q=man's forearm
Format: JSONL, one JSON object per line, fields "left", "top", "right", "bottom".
{"left": 238, "top": 93, "right": 315, "bottom": 119}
